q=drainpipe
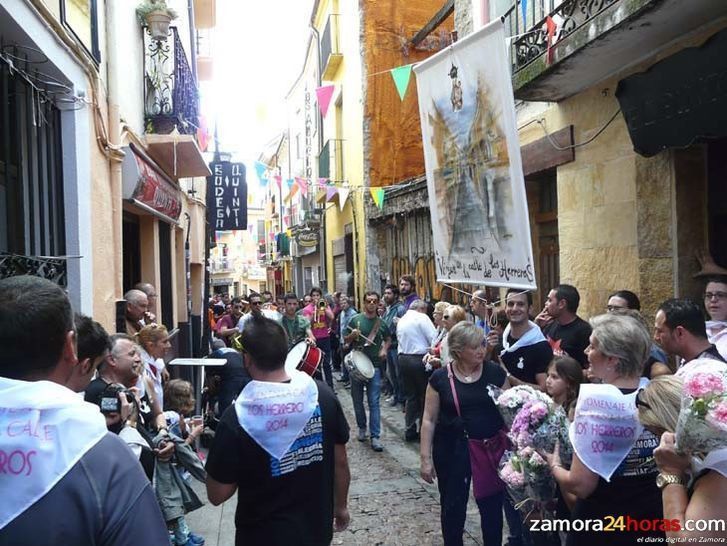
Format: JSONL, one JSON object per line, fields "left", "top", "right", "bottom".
{"left": 310, "top": 23, "right": 327, "bottom": 292}
{"left": 105, "top": 0, "right": 124, "bottom": 309}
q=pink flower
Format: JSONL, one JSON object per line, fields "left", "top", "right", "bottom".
{"left": 706, "top": 401, "right": 727, "bottom": 432}
{"left": 684, "top": 372, "right": 726, "bottom": 398}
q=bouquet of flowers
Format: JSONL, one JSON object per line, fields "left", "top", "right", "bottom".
{"left": 676, "top": 370, "right": 727, "bottom": 456}
{"left": 521, "top": 447, "right": 557, "bottom": 503}
{"left": 509, "top": 398, "right": 553, "bottom": 450}
{"left": 498, "top": 451, "right": 529, "bottom": 505}
{"left": 490, "top": 385, "right": 551, "bottom": 428}
{"left": 531, "top": 406, "right": 569, "bottom": 455}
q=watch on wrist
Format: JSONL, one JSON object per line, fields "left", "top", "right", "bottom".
{"left": 656, "top": 473, "right": 685, "bottom": 489}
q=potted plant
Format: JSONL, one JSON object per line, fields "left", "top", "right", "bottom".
{"left": 136, "top": 0, "right": 178, "bottom": 41}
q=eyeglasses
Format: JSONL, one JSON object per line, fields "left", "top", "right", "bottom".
{"left": 704, "top": 292, "right": 727, "bottom": 301}
{"left": 635, "top": 389, "right": 651, "bottom": 410}
{"left": 606, "top": 305, "right": 625, "bottom": 312}
{"left": 366, "top": 299, "right": 378, "bottom": 304}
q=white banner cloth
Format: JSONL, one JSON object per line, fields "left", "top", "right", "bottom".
{"left": 0, "top": 377, "right": 107, "bottom": 529}
{"left": 235, "top": 371, "right": 319, "bottom": 460}
{"left": 413, "top": 20, "right": 536, "bottom": 289}
{"left": 568, "top": 378, "right": 648, "bottom": 481}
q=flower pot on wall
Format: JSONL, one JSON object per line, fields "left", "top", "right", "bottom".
{"left": 146, "top": 10, "right": 172, "bottom": 41}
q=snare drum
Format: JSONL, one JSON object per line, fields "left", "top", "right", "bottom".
{"left": 344, "top": 350, "right": 375, "bottom": 383}
{"left": 285, "top": 340, "right": 323, "bottom": 377}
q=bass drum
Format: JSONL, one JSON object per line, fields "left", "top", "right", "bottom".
{"left": 285, "top": 340, "right": 323, "bottom": 377}
{"left": 344, "top": 350, "right": 375, "bottom": 383}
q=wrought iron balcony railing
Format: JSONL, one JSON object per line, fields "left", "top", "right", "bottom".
{"left": 144, "top": 26, "right": 200, "bottom": 135}
{"left": 504, "top": 0, "right": 621, "bottom": 73}
{"left": 0, "top": 252, "right": 67, "bottom": 287}
{"left": 318, "top": 139, "right": 344, "bottom": 182}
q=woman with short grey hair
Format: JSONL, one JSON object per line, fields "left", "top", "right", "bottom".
{"left": 589, "top": 311, "right": 651, "bottom": 378}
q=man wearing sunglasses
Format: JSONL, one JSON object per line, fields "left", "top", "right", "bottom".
{"left": 343, "top": 292, "right": 392, "bottom": 452}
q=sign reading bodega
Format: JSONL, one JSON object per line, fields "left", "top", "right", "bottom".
{"left": 207, "top": 161, "right": 248, "bottom": 230}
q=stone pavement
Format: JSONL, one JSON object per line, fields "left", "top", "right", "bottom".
{"left": 186, "top": 382, "right": 490, "bottom": 545}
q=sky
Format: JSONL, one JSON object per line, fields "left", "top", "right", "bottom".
{"left": 200, "top": 0, "right": 314, "bottom": 171}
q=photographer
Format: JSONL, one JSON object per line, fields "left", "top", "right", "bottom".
{"left": 85, "top": 334, "right": 174, "bottom": 466}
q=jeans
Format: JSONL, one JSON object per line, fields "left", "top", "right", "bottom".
{"left": 434, "top": 435, "right": 504, "bottom": 546}
{"left": 315, "top": 336, "right": 334, "bottom": 388}
{"left": 399, "top": 353, "right": 429, "bottom": 438}
{"left": 350, "top": 367, "right": 381, "bottom": 438}
{"left": 386, "top": 347, "right": 404, "bottom": 403}
{"left": 340, "top": 346, "right": 351, "bottom": 382}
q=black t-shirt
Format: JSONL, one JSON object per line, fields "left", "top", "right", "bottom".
{"left": 205, "top": 380, "right": 350, "bottom": 546}
{"left": 543, "top": 317, "right": 592, "bottom": 368}
{"left": 84, "top": 377, "right": 155, "bottom": 433}
{"left": 501, "top": 337, "right": 553, "bottom": 385}
{"left": 429, "top": 362, "right": 506, "bottom": 441}
{"left": 567, "top": 388, "right": 664, "bottom": 546}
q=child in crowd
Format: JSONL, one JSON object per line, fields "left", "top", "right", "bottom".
{"left": 545, "top": 355, "right": 584, "bottom": 419}
{"left": 163, "top": 379, "right": 205, "bottom": 546}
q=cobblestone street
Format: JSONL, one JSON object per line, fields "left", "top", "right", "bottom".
{"left": 187, "top": 383, "right": 486, "bottom": 545}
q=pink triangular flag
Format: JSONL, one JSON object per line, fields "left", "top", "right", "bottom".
{"left": 326, "top": 185, "right": 338, "bottom": 202}
{"left": 318, "top": 177, "right": 328, "bottom": 188}
{"left": 295, "top": 176, "right": 308, "bottom": 198}
{"left": 288, "top": 180, "right": 300, "bottom": 200}
{"left": 338, "top": 186, "right": 350, "bottom": 211}
{"left": 274, "top": 175, "right": 282, "bottom": 190}
{"left": 315, "top": 85, "right": 335, "bottom": 118}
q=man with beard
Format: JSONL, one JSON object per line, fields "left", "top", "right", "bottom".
{"left": 490, "top": 289, "right": 552, "bottom": 390}
{"left": 382, "top": 284, "right": 405, "bottom": 406}
{"left": 399, "top": 275, "right": 419, "bottom": 310}
{"left": 535, "top": 284, "right": 591, "bottom": 368}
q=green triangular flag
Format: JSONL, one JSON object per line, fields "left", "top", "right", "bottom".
{"left": 390, "top": 64, "right": 413, "bottom": 101}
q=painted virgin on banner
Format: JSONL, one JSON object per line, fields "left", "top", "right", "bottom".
{"left": 413, "top": 20, "right": 536, "bottom": 290}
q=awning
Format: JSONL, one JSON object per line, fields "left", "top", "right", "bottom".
{"left": 122, "top": 144, "right": 183, "bottom": 224}
{"left": 145, "top": 133, "right": 212, "bottom": 178}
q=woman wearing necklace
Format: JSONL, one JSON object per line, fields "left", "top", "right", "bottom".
{"left": 420, "top": 321, "right": 510, "bottom": 546}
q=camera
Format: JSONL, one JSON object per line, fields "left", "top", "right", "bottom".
{"left": 98, "top": 383, "right": 134, "bottom": 414}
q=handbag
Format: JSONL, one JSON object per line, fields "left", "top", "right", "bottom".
{"left": 448, "top": 364, "right": 508, "bottom": 499}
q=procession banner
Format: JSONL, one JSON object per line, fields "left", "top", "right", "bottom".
{"left": 413, "top": 20, "right": 536, "bottom": 290}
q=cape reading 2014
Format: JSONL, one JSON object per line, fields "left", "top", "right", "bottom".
{"left": 206, "top": 161, "right": 248, "bottom": 230}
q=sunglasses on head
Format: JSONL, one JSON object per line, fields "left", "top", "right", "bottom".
{"left": 635, "top": 389, "right": 651, "bottom": 410}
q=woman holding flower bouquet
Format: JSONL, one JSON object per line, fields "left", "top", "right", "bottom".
{"left": 420, "top": 321, "right": 510, "bottom": 545}
{"left": 542, "top": 313, "right": 664, "bottom": 545}
{"left": 637, "top": 372, "right": 727, "bottom": 540}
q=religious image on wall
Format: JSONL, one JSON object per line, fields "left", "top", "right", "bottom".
{"left": 413, "top": 19, "right": 536, "bottom": 290}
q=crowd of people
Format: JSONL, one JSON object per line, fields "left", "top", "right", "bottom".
{"left": 1, "top": 270, "right": 726, "bottom": 545}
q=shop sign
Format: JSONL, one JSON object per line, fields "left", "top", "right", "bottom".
{"left": 247, "top": 266, "right": 266, "bottom": 280}
{"left": 131, "top": 151, "right": 182, "bottom": 221}
{"left": 211, "top": 277, "right": 234, "bottom": 286}
{"left": 206, "top": 161, "right": 248, "bottom": 230}
{"left": 296, "top": 230, "right": 319, "bottom": 248}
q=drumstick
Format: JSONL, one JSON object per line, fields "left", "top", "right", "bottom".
{"left": 345, "top": 325, "right": 375, "bottom": 345}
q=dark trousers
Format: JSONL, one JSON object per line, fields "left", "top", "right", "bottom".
{"left": 398, "top": 353, "right": 428, "bottom": 438}
{"left": 386, "top": 346, "right": 404, "bottom": 403}
{"left": 316, "top": 336, "right": 334, "bottom": 388}
{"left": 434, "top": 436, "right": 504, "bottom": 546}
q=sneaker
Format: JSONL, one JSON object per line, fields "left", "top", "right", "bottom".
{"left": 387, "top": 398, "right": 398, "bottom": 407}
{"left": 371, "top": 438, "right": 383, "bottom": 452}
{"left": 187, "top": 534, "right": 205, "bottom": 546}
{"left": 357, "top": 429, "right": 367, "bottom": 442}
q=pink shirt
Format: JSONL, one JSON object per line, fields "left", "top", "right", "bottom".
{"left": 301, "top": 303, "right": 332, "bottom": 340}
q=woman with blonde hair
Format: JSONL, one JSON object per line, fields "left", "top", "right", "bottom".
{"left": 636, "top": 374, "right": 727, "bottom": 540}
{"left": 136, "top": 323, "right": 171, "bottom": 408}
{"left": 428, "top": 305, "right": 468, "bottom": 369}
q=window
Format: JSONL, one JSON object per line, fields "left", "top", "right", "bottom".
{"left": 60, "top": 0, "right": 101, "bottom": 62}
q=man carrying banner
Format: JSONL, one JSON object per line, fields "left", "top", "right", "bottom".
{"left": 0, "top": 276, "right": 168, "bottom": 544}
{"left": 205, "top": 314, "right": 351, "bottom": 545}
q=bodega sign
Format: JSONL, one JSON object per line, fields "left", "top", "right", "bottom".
{"left": 207, "top": 161, "right": 247, "bottom": 230}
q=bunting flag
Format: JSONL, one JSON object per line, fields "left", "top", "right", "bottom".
{"left": 338, "top": 186, "right": 350, "bottom": 211}
{"left": 390, "top": 64, "right": 413, "bottom": 101}
{"left": 318, "top": 177, "right": 329, "bottom": 188}
{"left": 521, "top": 0, "right": 528, "bottom": 27}
{"left": 285, "top": 229, "right": 293, "bottom": 237}
{"left": 254, "top": 161, "right": 268, "bottom": 184}
{"left": 283, "top": 215, "right": 289, "bottom": 228}
{"left": 288, "top": 180, "right": 300, "bottom": 200}
{"left": 286, "top": 178, "right": 294, "bottom": 189}
{"left": 369, "top": 187, "right": 385, "bottom": 209}
{"left": 326, "top": 185, "right": 338, "bottom": 202}
{"left": 274, "top": 175, "right": 282, "bottom": 190}
{"left": 315, "top": 85, "right": 335, "bottom": 118}
{"left": 545, "top": 16, "right": 557, "bottom": 64}
{"left": 295, "top": 176, "right": 309, "bottom": 197}
{"left": 196, "top": 114, "right": 211, "bottom": 152}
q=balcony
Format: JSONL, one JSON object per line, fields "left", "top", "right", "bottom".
{"left": 318, "top": 139, "right": 344, "bottom": 182}
{"left": 144, "top": 27, "right": 199, "bottom": 135}
{"left": 0, "top": 252, "right": 67, "bottom": 287}
{"left": 209, "top": 258, "right": 233, "bottom": 273}
{"left": 321, "top": 14, "right": 343, "bottom": 81}
{"left": 505, "top": 0, "right": 726, "bottom": 102}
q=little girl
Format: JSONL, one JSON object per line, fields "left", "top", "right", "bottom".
{"left": 545, "top": 355, "right": 584, "bottom": 419}
{"left": 163, "top": 380, "right": 205, "bottom": 546}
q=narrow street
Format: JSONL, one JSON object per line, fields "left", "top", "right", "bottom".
{"left": 187, "top": 384, "right": 485, "bottom": 545}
